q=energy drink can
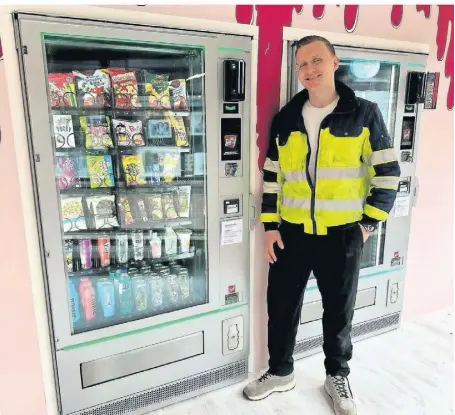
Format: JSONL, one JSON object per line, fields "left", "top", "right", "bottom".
{"left": 116, "top": 233, "right": 129, "bottom": 264}
{"left": 79, "top": 239, "right": 92, "bottom": 270}
{"left": 97, "top": 237, "right": 111, "bottom": 267}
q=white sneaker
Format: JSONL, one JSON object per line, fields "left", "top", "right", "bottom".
{"left": 243, "top": 370, "right": 296, "bottom": 401}
{"left": 324, "top": 375, "right": 357, "bottom": 415}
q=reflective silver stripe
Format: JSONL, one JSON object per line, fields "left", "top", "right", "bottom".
{"left": 366, "top": 148, "right": 398, "bottom": 166}
{"left": 283, "top": 170, "right": 308, "bottom": 182}
{"left": 315, "top": 198, "right": 364, "bottom": 211}
{"left": 371, "top": 176, "right": 400, "bottom": 189}
{"left": 282, "top": 196, "right": 364, "bottom": 211}
{"left": 317, "top": 166, "right": 367, "bottom": 179}
{"left": 281, "top": 196, "right": 311, "bottom": 209}
{"left": 263, "top": 182, "right": 282, "bottom": 194}
{"left": 263, "top": 158, "right": 280, "bottom": 173}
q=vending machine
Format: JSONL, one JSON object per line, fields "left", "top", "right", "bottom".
{"left": 11, "top": 12, "right": 253, "bottom": 415}
{"left": 282, "top": 39, "right": 428, "bottom": 359}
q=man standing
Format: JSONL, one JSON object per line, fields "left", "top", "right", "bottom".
{"left": 243, "top": 36, "right": 401, "bottom": 415}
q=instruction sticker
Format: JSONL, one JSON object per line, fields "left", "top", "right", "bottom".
{"left": 394, "top": 196, "right": 411, "bottom": 218}
{"left": 221, "top": 218, "right": 243, "bottom": 245}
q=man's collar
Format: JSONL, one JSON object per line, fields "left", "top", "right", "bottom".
{"left": 289, "top": 80, "right": 359, "bottom": 114}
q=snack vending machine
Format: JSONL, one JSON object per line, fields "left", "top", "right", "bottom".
{"left": 12, "top": 13, "right": 252, "bottom": 415}
{"left": 283, "top": 41, "right": 428, "bottom": 359}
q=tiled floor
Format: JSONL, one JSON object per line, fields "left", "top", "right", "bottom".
{"left": 155, "top": 308, "right": 453, "bottom": 415}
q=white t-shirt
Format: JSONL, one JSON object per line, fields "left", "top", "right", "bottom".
{"left": 302, "top": 96, "right": 339, "bottom": 184}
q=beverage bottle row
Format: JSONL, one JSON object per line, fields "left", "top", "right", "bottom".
{"left": 69, "top": 262, "right": 192, "bottom": 328}
{"left": 65, "top": 227, "right": 193, "bottom": 272}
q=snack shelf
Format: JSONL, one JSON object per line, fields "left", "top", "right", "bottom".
{"left": 67, "top": 252, "right": 196, "bottom": 278}
{"left": 63, "top": 219, "right": 193, "bottom": 239}
{"left": 60, "top": 187, "right": 114, "bottom": 196}
{"left": 116, "top": 145, "right": 191, "bottom": 153}
{"left": 55, "top": 147, "right": 115, "bottom": 156}
{"left": 51, "top": 107, "right": 191, "bottom": 118}
{"left": 117, "top": 178, "right": 204, "bottom": 190}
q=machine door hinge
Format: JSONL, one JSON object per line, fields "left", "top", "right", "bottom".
{"left": 22, "top": 45, "right": 28, "bottom": 55}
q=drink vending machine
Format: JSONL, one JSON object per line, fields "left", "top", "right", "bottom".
{"left": 9, "top": 12, "right": 254, "bottom": 415}
{"left": 283, "top": 39, "right": 428, "bottom": 359}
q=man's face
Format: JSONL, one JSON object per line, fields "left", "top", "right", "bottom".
{"left": 295, "top": 41, "right": 339, "bottom": 91}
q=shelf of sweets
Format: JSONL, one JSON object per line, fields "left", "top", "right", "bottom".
{"left": 51, "top": 107, "right": 191, "bottom": 118}
{"left": 63, "top": 219, "right": 194, "bottom": 239}
{"left": 59, "top": 187, "right": 115, "bottom": 196}
{"left": 55, "top": 145, "right": 191, "bottom": 155}
{"left": 68, "top": 251, "right": 196, "bottom": 278}
{"left": 116, "top": 179, "right": 204, "bottom": 191}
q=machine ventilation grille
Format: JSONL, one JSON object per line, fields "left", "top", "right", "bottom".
{"left": 294, "top": 312, "right": 400, "bottom": 356}
{"left": 72, "top": 360, "right": 248, "bottom": 415}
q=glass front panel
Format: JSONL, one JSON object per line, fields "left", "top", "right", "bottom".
{"left": 44, "top": 35, "right": 209, "bottom": 334}
{"left": 335, "top": 58, "right": 400, "bottom": 269}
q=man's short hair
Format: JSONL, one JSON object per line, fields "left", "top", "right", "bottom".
{"left": 293, "top": 35, "right": 336, "bottom": 56}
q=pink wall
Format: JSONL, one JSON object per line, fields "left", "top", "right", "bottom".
{"left": 0, "top": 62, "right": 47, "bottom": 414}
{"left": 0, "top": 5, "right": 452, "bottom": 413}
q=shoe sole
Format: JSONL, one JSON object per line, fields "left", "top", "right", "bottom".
{"left": 243, "top": 378, "right": 296, "bottom": 401}
{"left": 324, "top": 383, "right": 357, "bottom": 415}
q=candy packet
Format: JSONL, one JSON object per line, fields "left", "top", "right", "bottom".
{"left": 161, "top": 192, "right": 178, "bottom": 219}
{"left": 86, "top": 155, "right": 115, "bottom": 188}
{"left": 108, "top": 68, "right": 141, "bottom": 109}
{"left": 169, "top": 79, "right": 189, "bottom": 111}
{"left": 73, "top": 69, "right": 112, "bottom": 108}
{"left": 145, "top": 73, "right": 171, "bottom": 109}
{"left": 169, "top": 116, "right": 189, "bottom": 147}
{"left": 53, "top": 115, "right": 75, "bottom": 148}
{"left": 176, "top": 186, "right": 191, "bottom": 218}
{"left": 146, "top": 194, "right": 163, "bottom": 220}
{"left": 48, "top": 73, "right": 77, "bottom": 108}
{"left": 159, "top": 153, "right": 179, "bottom": 183}
{"left": 121, "top": 154, "right": 146, "bottom": 186}
{"left": 80, "top": 115, "right": 114, "bottom": 150}
{"left": 86, "top": 195, "right": 119, "bottom": 229}
{"left": 112, "top": 119, "right": 144, "bottom": 147}
{"left": 56, "top": 156, "right": 80, "bottom": 190}
{"left": 117, "top": 196, "right": 135, "bottom": 226}
{"left": 61, "top": 197, "right": 87, "bottom": 232}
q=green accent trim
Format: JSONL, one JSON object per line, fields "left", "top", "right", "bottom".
{"left": 305, "top": 266, "right": 404, "bottom": 292}
{"left": 407, "top": 63, "right": 425, "bottom": 68}
{"left": 40, "top": 32, "right": 204, "bottom": 50}
{"left": 64, "top": 304, "right": 245, "bottom": 351}
{"left": 217, "top": 47, "right": 246, "bottom": 53}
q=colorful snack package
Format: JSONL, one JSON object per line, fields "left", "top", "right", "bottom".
{"left": 117, "top": 196, "right": 135, "bottom": 226}
{"left": 53, "top": 115, "right": 75, "bottom": 148}
{"left": 161, "top": 193, "right": 178, "bottom": 219}
{"left": 112, "top": 119, "right": 144, "bottom": 147}
{"left": 108, "top": 69, "right": 141, "bottom": 109}
{"left": 61, "top": 197, "right": 87, "bottom": 232}
{"left": 86, "top": 155, "right": 115, "bottom": 188}
{"left": 132, "top": 195, "right": 149, "bottom": 222}
{"left": 121, "top": 154, "right": 146, "bottom": 186}
{"left": 159, "top": 153, "right": 179, "bottom": 183}
{"left": 146, "top": 194, "right": 163, "bottom": 220}
{"left": 169, "top": 116, "right": 189, "bottom": 147}
{"left": 56, "top": 156, "right": 80, "bottom": 190}
{"left": 169, "top": 79, "right": 189, "bottom": 111}
{"left": 80, "top": 115, "right": 114, "bottom": 149}
{"left": 144, "top": 73, "right": 171, "bottom": 110}
{"left": 48, "top": 73, "right": 77, "bottom": 108}
{"left": 73, "top": 69, "right": 112, "bottom": 108}
{"left": 176, "top": 186, "right": 191, "bottom": 218}
{"left": 86, "top": 195, "right": 119, "bottom": 229}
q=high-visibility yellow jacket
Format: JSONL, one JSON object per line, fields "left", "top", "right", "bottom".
{"left": 261, "top": 81, "right": 401, "bottom": 235}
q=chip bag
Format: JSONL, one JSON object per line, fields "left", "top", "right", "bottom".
{"left": 117, "top": 196, "right": 135, "bottom": 226}
{"left": 86, "top": 155, "right": 115, "bottom": 188}
{"left": 169, "top": 79, "right": 189, "bottom": 111}
{"left": 80, "top": 115, "right": 114, "bottom": 149}
{"left": 74, "top": 69, "right": 112, "bottom": 108}
{"left": 56, "top": 156, "right": 80, "bottom": 190}
{"left": 112, "top": 119, "right": 144, "bottom": 147}
{"left": 145, "top": 73, "right": 171, "bottom": 110}
{"left": 108, "top": 68, "right": 141, "bottom": 109}
{"left": 86, "top": 195, "right": 119, "bottom": 229}
{"left": 61, "top": 197, "right": 87, "bottom": 232}
{"left": 48, "top": 73, "right": 77, "bottom": 108}
{"left": 53, "top": 115, "right": 75, "bottom": 148}
{"left": 121, "top": 154, "right": 146, "bottom": 186}
{"left": 169, "top": 116, "right": 189, "bottom": 147}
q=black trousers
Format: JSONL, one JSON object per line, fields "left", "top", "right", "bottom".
{"left": 267, "top": 220, "right": 364, "bottom": 377}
